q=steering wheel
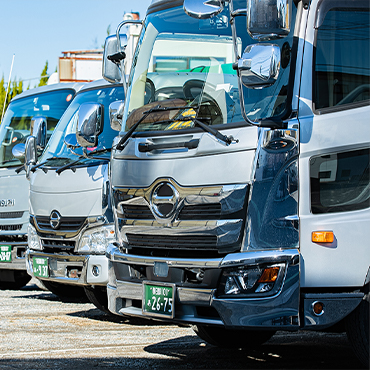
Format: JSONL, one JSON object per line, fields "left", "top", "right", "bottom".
{"left": 182, "top": 80, "right": 223, "bottom": 126}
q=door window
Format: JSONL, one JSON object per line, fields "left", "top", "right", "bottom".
{"left": 314, "top": 6, "right": 370, "bottom": 112}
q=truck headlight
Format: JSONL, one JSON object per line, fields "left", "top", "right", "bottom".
{"left": 77, "top": 224, "right": 116, "bottom": 254}
{"left": 28, "top": 224, "right": 42, "bottom": 251}
{"left": 217, "top": 263, "right": 285, "bottom": 298}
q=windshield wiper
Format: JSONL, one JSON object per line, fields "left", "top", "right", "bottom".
{"left": 115, "top": 105, "right": 194, "bottom": 151}
{"left": 192, "top": 118, "right": 238, "bottom": 145}
{"left": 55, "top": 147, "right": 112, "bottom": 175}
{"left": 30, "top": 157, "right": 70, "bottom": 173}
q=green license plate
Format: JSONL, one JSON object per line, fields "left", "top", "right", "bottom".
{"left": 143, "top": 282, "right": 175, "bottom": 318}
{"left": 33, "top": 257, "right": 49, "bottom": 278}
{"left": 0, "top": 245, "right": 11, "bottom": 262}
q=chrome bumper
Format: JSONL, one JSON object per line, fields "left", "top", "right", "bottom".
{"left": 106, "top": 245, "right": 301, "bottom": 329}
{"left": 0, "top": 240, "right": 27, "bottom": 271}
{"left": 26, "top": 250, "right": 108, "bottom": 286}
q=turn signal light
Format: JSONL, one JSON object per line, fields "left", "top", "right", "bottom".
{"left": 257, "top": 266, "right": 280, "bottom": 283}
{"left": 312, "top": 231, "right": 334, "bottom": 243}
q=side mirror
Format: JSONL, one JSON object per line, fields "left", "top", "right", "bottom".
{"left": 109, "top": 100, "right": 124, "bottom": 131}
{"left": 24, "top": 136, "right": 37, "bottom": 179}
{"left": 247, "top": 0, "right": 291, "bottom": 40}
{"left": 237, "top": 44, "right": 280, "bottom": 89}
{"left": 64, "top": 133, "right": 80, "bottom": 149}
{"left": 184, "top": 0, "right": 224, "bottom": 19}
{"left": 12, "top": 143, "right": 26, "bottom": 162}
{"left": 30, "top": 116, "right": 47, "bottom": 150}
{"left": 76, "top": 103, "right": 103, "bottom": 148}
{"left": 102, "top": 34, "right": 127, "bottom": 83}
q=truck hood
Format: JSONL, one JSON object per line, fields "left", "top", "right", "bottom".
{"left": 29, "top": 163, "right": 108, "bottom": 218}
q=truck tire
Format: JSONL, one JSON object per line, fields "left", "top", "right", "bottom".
{"left": 84, "top": 286, "right": 111, "bottom": 314}
{"left": 345, "top": 286, "right": 369, "bottom": 368}
{"left": 0, "top": 270, "right": 31, "bottom": 290}
{"left": 41, "top": 280, "right": 86, "bottom": 300}
{"left": 193, "top": 325, "right": 275, "bottom": 348}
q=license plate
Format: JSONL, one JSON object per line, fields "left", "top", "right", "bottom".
{"left": 143, "top": 282, "right": 175, "bottom": 318}
{"left": 33, "top": 257, "right": 49, "bottom": 278}
{"left": 0, "top": 245, "right": 11, "bottom": 262}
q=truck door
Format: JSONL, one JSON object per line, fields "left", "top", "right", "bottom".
{"left": 298, "top": 0, "right": 370, "bottom": 288}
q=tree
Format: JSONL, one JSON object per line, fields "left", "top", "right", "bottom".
{"left": 38, "top": 61, "right": 49, "bottom": 87}
{"left": 0, "top": 76, "right": 23, "bottom": 123}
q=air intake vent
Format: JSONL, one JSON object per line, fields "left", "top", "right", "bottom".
{"left": 0, "top": 211, "right": 24, "bottom": 219}
{"left": 0, "top": 224, "right": 22, "bottom": 231}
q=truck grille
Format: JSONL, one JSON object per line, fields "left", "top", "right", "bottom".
{"left": 126, "top": 233, "right": 220, "bottom": 258}
{"left": 41, "top": 238, "right": 75, "bottom": 253}
{"left": 122, "top": 203, "right": 221, "bottom": 220}
{"left": 0, "top": 211, "right": 24, "bottom": 219}
{"left": 0, "top": 224, "right": 22, "bottom": 231}
{"left": 35, "top": 216, "right": 86, "bottom": 232}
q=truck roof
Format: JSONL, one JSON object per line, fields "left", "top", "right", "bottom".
{"left": 11, "top": 82, "right": 85, "bottom": 102}
{"left": 77, "top": 79, "right": 121, "bottom": 93}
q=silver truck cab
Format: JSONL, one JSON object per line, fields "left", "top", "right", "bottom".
{"left": 0, "top": 83, "right": 82, "bottom": 289}
{"left": 25, "top": 79, "right": 124, "bottom": 310}
{"left": 102, "top": 0, "right": 369, "bottom": 367}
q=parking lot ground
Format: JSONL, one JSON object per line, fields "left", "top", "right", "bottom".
{"left": 0, "top": 280, "right": 364, "bottom": 369}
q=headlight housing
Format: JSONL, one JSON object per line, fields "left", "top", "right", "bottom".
{"left": 28, "top": 224, "right": 42, "bottom": 251}
{"left": 77, "top": 224, "right": 116, "bottom": 254}
{"left": 217, "top": 263, "right": 285, "bottom": 298}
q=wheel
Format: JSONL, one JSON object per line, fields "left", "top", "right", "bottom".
{"left": 41, "top": 280, "right": 86, "bottom": 300}
{"left": 345, "top": 286, "right": 369, "bottom": 368}
{"left": 84, "top": 285, "right": 111, "bottom": 314}
{"left": 193, "top": 325, "right": 275, "bottom": 348}
{"left": 0, "top": 270, "right": 31, "bottom": 290}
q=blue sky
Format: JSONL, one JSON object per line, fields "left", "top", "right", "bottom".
{"left": 0, "top": 0, "right": 152, "bottom": 86}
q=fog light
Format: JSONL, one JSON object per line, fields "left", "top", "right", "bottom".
{"left": 69, "top": 269, "right": 79, "bottom": 278}
{"left": 92, "top": 265, "right": 100, "bottom": 277}
{"left": 312, "top": 301, "right": 324, "bottom": 316}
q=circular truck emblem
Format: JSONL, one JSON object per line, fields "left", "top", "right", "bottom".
{"left": 151, "top": 182, "right": 179, "bottom": 219}
{"left": 50, "top": 210, "right": 61, "bottom": 229}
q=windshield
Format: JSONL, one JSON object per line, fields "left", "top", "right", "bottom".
{"left": 122, "top": 1, "right": 297, "bottom": 134}
{"left": 39, "top": 84, "right": 124, "bottom": 168}
{"left": 0, "top": 89, "right": 74, "bottom": 168}
{"left": 122, "top": 3, "right": 244, "bottom": 133}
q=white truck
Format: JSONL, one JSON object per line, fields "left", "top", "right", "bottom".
{"left": 23, "top": 79, "right": 125, "bottom": 309}
{"left": 96, "top": 0, "right": 368, "bottom": 365}
{"left": 0, "top": 83, "right": 81, "bottom": 289}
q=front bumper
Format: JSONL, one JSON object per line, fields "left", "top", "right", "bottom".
{"left": 0, "top": 238, "right": 28, "bottom": 271}
{"left": 26, "top": 250, "right": 108, "bottom": 286}
{"left": 106, "top": 245, "right": 301, "bottom": 329}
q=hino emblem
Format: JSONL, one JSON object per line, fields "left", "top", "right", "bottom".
{"left": 151, "top": 182, "right": 179, "bottom": 219}
{"left": 0, "top": 199, "right": 15, "bottom": 207}
{"left": 50, "top": 210, "right": 61, "bottom": 229}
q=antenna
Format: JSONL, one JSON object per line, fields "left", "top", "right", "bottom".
{"left": 1, "top": 54, "right": 15, "bottom": 123}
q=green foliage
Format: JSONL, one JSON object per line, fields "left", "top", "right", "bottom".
{"left": 38, "top": 61, "right": 49, "bottom": 87}
{"left": 0, "top": 76, "right": 23, "bottom": 123}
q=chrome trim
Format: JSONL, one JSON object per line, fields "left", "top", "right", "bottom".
{"left": 107, "top": 244, "right": 222, "bottom": 268}
{"left": 107, "top": 244, "right": 299, "bottom": 269}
